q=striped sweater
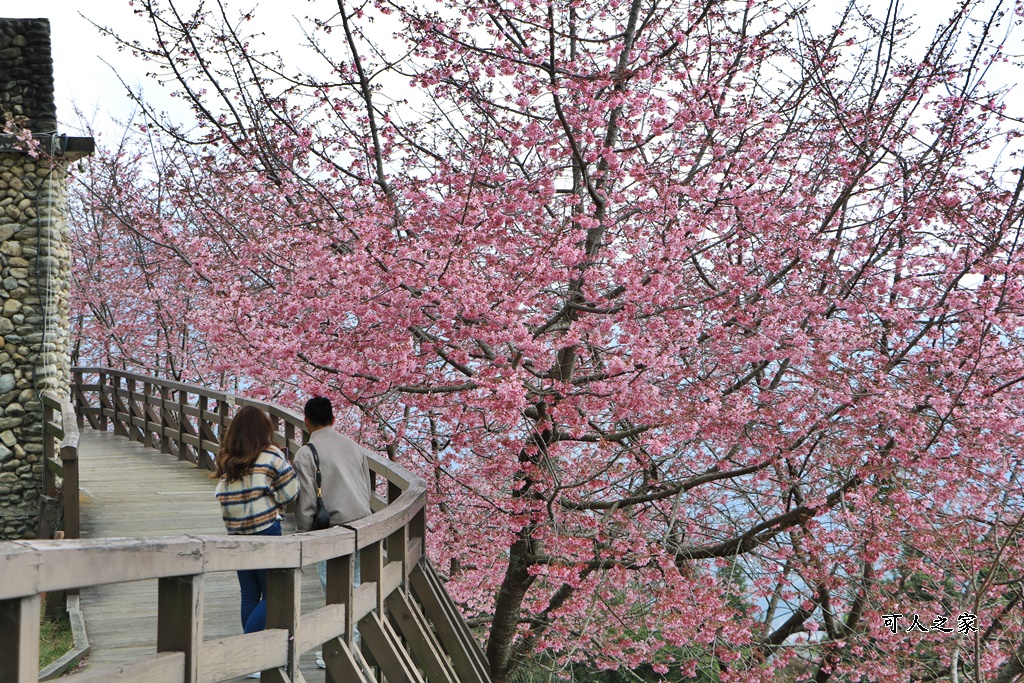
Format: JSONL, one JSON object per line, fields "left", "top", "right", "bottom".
{"left": 214, "top": 445, "right": 300, "bottom": 534}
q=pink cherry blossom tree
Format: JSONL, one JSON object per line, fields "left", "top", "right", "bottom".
{"left": 70, "top": 123, "right": 217, "bottom": 382}
{"left": 72, "top": 0, "right": 1024, "bottom": 680}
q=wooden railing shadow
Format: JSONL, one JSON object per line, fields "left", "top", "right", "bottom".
{"left": 0, "top": 367, "right": 490, "bottom": 683}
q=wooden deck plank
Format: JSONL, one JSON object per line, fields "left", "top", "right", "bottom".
{"left": 77, "top": 430, "right": 329, "bottom": 682}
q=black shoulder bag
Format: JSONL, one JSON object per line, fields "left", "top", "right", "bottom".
{"left": 308, "top": 443, "right": 332, "bottom": 530}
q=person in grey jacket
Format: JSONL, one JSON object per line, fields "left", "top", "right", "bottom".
{"left": 293, "top": 396, "right": 372, "bottom": 533}
{"left": 293, "top": 396, "right": 373, "bottom": 668}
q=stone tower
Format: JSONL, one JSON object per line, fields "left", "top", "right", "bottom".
{"left": 0, "top": 19, "right": 92, "bottom": 540}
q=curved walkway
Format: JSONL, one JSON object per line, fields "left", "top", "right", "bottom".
{"left": 77, "top": 428, "right": 329, "bottom": 682}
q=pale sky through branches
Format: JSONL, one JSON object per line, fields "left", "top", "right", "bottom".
{"left": 6, "top": 0, "right": 1023, "bottom": 148}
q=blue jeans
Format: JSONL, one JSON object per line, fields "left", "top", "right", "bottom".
{"left": 237, "top": 519, "right": 282, "bottom": 633}
{"left": 317, "top": 550, "right": 360, "bottom": 594}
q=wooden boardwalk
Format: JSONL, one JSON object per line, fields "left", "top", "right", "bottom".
{"left": 77, "top": 429, "right": 329, "bottom": 681}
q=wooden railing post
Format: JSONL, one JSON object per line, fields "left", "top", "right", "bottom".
{"left": 177, "top": 389, "right": 187, "bottom": 462}
{"left": 104, "top": 372, "right": 113, "bottom": 431}
{"left": 126, "top": 377, "right": 140, "bottom": 442}
{"left": 363, "top": 541, "right": 384, "bottom": 615}
{"left": 322, "top": 552, "right": 363, "bottom": 682}
{"left": 0, "top": 595, "right": 41, "bottom": 683}
{"left": 61, "top": 443, "right": 80, "bottom": 541}
{"left": 410, "top": 508, "right": 426, "bottom": 549}
{"left": 97, "top": 371, "right": 109, "bottom": 432}
{"left": 73, "top": 369, "right": 85, "bottom": 429}
{"left": 268, "top": 413, "right": 282, "bottom": 452}
{"left": 265, "top": 568, "right": 301, "bottom": 682}
{"left": 43, "top": 531, "right": 67, "bottom": 618}
{"left": 386, "top": 482, "right": 409, "bottom": 577}
{"left": 157, "top": 574, "right": 204, "bottom": 683}
{"left": 198, "top": 395, "right": 207, "bottom": 463}
{"left": 387, "top": 527, "right": 409, "bottom": 583}
{"left": 198, "top": 395, "right": 211, "bottom": 466}
{"left": 160, "top": 386, "right": 173, "bottom": 455}
{"left": 358, "top": 541, "right": 391, "bottom": 678}
{"left": 284, "top": 421, "right": 295, "bottom": 461}
{"left": 217, "top": 398, "right": 230, "bottom": 446}
{"left": 125, "top": 377, "right": 135, "bottom": 440}
{"left": 359, "top": 550, "right": 424, "bottom": 683}
{"left": 111, "top": 375, "right": 126, "bottom": 437}
{"left": 142, "top": 382, "right": 154, "bottom": 449}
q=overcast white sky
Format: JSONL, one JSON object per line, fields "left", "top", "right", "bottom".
{"left": 3, "top": 0, "right": 1022, "bottom": 143}
{"left": 3, "top": 1, "right": 323, "bottom": 140}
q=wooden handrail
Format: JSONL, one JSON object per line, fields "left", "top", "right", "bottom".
{"left": 0, "top": 368, "right": 488, "bottom": 683}
{"left": 39, "top": 391, "right": 80, "bottom": 542}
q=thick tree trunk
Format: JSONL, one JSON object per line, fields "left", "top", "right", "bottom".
{"left": 485, "top": 526, "right": 537, "bottom": 683}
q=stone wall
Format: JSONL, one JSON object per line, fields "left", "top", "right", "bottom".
{"left": 0, "top": 19, "right": 57, "bottom": 132}
{"left": 0, "top": 19, "right": 72, "bottom": 540}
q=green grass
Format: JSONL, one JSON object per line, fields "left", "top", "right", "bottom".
{"left": 39, "top": 598, "right": 74, "bottom": 669}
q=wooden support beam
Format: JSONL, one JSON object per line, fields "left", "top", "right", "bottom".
{"left": 0, "top": 595, "right": 41, "bottom": 683}
{"left": 410, "top": 561, "right": 490, "bottom": 683}
{"left": 387, "top": 590, "right": 459, "bottom": 683}
{"left": 157, "top": 575, "right": 203, "bottom": 683}
{"left": 359, "top": 611, "right": 425, "bottom": 683}
{"left": 77, "top": 387, "right": 99, "bottom": 430}
{"left": 322, "top": 637, "right": 373, "bottom": 683}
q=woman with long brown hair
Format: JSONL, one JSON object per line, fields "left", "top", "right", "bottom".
{"left": 214, "top": 405, "right": 299, "bottom": 636}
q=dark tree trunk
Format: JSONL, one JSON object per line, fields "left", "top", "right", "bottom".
{"left": 486, "top": 525, "right": 537, "bottom": 683}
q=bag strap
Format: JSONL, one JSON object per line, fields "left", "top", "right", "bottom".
{"left": 308, "top": 442, "right": 325, "bottom": 502}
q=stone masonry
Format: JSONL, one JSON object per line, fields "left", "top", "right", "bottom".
{"left": 0, "top": 19, "right": 73, "bottom": 540}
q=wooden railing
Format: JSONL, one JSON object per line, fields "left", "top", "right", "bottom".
{"left": 0, "top": 367, "right": 490, "bottom": 683}
{"left": 35, "top": 391, "right": 87, "bottom": 681}
{"left": 39, "top": 391, "right": 80, "bottom": 541}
